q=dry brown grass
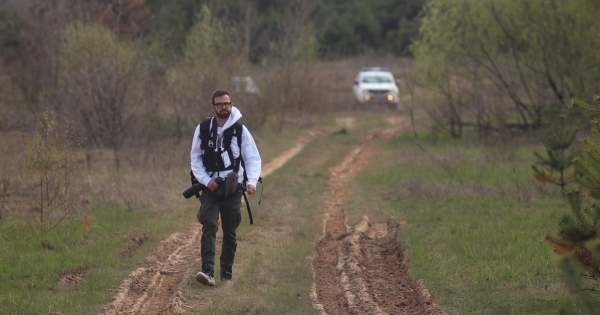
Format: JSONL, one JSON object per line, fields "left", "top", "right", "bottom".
{"left": 0, "top": 135, "right": 191, "bottom": 221}
{"left": 0, "top": 56, "right": 419, "bottom": 222}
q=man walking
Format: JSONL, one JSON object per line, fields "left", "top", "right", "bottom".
{"left": 190, "top": 89, "right": 261, "bottom": 285}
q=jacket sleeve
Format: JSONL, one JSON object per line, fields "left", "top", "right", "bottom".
{"left": 240, "top": 126, "right": 262, "bottom": 186}
{"left": 190, "top": 124, "right": 212, "bottom": 186}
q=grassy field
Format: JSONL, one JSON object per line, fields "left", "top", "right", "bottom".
{"left": 0, "top": 123, "right": 310, "bottom": 315}
{"left": 346, "top": 127, "right": 600, "bottom": 314}
{"left": 1, "top": 111, "right": 599, "bottom": 314}
{"left": 0, "top": 204, "right": 174, "bottom": 314}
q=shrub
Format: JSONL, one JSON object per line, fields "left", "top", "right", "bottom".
{"left": 22, "top": 110, "right": 82, "bottom": 241}
{"left": 546, "top": 96, "right": 600, "bottom": 301}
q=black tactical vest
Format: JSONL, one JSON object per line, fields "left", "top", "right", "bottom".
{"left": 199, "top": 117, "right": 243, "bottom": 173}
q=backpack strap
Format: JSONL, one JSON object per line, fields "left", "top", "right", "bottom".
{"left": 199, "top": 117, "right": 213, "bottom": 150}
{"left": 200, "top": 117, "right": 221, "bottom": 175}
{"left": 231, "top": 123, "right": 263, "bottom": 224}
{"left": 225, "top": 122, "right": 243, "bottom": 173}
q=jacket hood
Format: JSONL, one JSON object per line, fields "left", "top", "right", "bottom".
{"left": 220, "top": 106, "right": 242, "bottom": 131}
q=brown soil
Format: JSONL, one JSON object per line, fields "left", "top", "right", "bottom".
{"left": 58, "top": 267, "right": 89, "bottom": 286}
{"left": 103, "top": 227, "right": 201, "bottom": 315}
{"left": 310, "top": 141, "right": 445, "bottom": 314}
{"left": 100, "top": 116, "right": 445, "bottom": 315}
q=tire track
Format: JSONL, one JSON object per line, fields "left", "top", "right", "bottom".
{"left": 311, "top": 145, "right": 373, "bottom": 315}
{"left": 103, "top": 126, "right": 337, "bottom": 315}
{"left": 311, "top": 125, "right": 446, "bottom": 314}
{"left": 261, "top": 129, "right": 334, "bottom": 178}
{"left": 104, "top": 227, "right": 201, "bottom": 315}
{"left": 102, "top": 117, "right": 442, "bottom": 315}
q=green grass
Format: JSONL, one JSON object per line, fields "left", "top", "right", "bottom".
{"left": 0, "top": 117, "right": 322, "bottom": 315}
{"left": 346, "top": 133, "right": 600, "bottom": 314}
{"left": 0, "top": 202, "right": 194, "bottom": 315}
{"left": 3, "top": 114, "right": 598, "bottom": 314}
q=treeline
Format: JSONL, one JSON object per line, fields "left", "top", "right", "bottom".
{"left": 412, "top": 0, "right": 600, "bottom": 137}
{"left": 0, "top": 3, "right": 312, "bottom": 149}
{"left": 2, "top": 0, "right": 599, "bottom": 143}
{"left": 0, "top": 0, "right": 424, "bottom": 150}
{"left": 139, "top": 0, "right": 424, "bottom": 59}
{"left": 0, "top": 0, "right": 424, "bottom": 63}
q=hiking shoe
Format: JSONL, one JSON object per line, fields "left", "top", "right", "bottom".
{"left": 221, "top": 270, "right": 233, "bottom": 283}
{"left": 196, "top": 269, "right": 215, "bottom": 286}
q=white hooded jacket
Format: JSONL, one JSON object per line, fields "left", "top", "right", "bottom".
{"left": 190, "top": 106, "right": 262, "bottom": 187}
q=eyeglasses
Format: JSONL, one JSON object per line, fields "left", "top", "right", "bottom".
{"left": 213, "top": 102, "right": 232, "bottom": 108}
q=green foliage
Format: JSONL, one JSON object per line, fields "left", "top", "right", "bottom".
{"left": 556, "top": 254, "right": 600, "bottom": 314}
{"left": 558, "top": 190, "right": 599, "bottom": 244}
{"left": 314, "top": 0, "right": 425, "bottom": 57}
{"left": 58, "top": 22, "right": 145, "bottom": 154}
{"left": 413, "top": 0, "right": 600, "bottom": 133}
{"left": 60, "top": 22, "right": 140, "bottom": 75}
{"left": 0, "top": 205, "right": 152, "bottom": 315}
{"left": 145, "top": 0, "right": 424, "bottom": 59}
{"left": 544, "top": 96, "right": 600, "bottom": 305}
{"left": 571, "top": 97, "right": 600, "bottom": 200}
{"left": 184, "top": 4, "right": 234, "bottom": 68}
{"left": 22, "top": 110, "right": 81, "bottom": 240}
{"left": 532, "top": 116, "right": 578, "bottom": 190}
{"left": 346, "top": 134, "right": 588, "bottom": 314}
{"left": 165, "top": 4, "right": 239, "bottom": 133}
{"left": 385, "top": 17, "right": 422, "bottom": 56}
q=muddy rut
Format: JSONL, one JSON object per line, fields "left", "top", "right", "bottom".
{"left": 102, "top": 116, "right": 445, "bottom": 315}
{"left": 310, "top": 141, "right": 445, "bottom": 315}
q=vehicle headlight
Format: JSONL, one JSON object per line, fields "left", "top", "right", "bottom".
{"left": 387, "top": 95, "right": 394, "bottom": 101}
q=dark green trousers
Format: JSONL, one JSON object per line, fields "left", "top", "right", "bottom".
{"left": 197, "top": 189, "right": 242, "bottom": 273}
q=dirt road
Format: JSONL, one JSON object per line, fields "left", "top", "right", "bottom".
{"left": 310, "top": 141, "right": 444, "bottom": 315}
{"left": 101, "top": 117, "right": 445, "bottom": 315}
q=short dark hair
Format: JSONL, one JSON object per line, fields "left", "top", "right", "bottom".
{"left": 211, "top": 89, "right": 231, "bottom": 105}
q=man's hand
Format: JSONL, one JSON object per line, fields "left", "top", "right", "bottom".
{"left": 246, "top": 184, "right": 256, "bottom": 195}
{"left": 207, "top": 178, "right": 219, "bottom": 191}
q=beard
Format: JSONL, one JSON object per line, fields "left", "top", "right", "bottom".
{"left": 215, "top": 109, "right": 231, "bottom": 119}
{"left": 216, "top": 111, "right": 230, "bottom": 119}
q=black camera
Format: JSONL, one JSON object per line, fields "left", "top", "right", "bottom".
{"left": 183, "top": 182, "right": 204, "bottom": 199}
{"left": 214, "top": 177, "right": 227, "bottom": 200}
{"left": 182, "top": 177, "right": 226, "bottom": 199}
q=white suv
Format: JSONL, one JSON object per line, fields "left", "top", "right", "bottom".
{"left": 353, "top": 67, "right": 400, "bottom": 106}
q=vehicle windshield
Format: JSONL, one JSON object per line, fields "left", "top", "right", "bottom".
{"left": 361, "top": 75, "right": 392, "bottom": 83}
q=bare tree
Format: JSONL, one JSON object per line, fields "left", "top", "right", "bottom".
{"left": 413, "top": 0, "right": 600, "bottom": 135}
{"left": 0, "top": 0, "right": 83, "bottom": 117}
{"left": 266, "top": 0, "right": 323, "bottom": 131}
{"left": 169, "top": 4, "right": 241, "bottom": 134}
{"left": 397, "top": 72, "right": 419, "bottom": 139}
{"left": 22, "top": 110, "right": 82, "bottom": 241}
{"left": 57, "top": 22, "right": 145, "bottom": 168}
